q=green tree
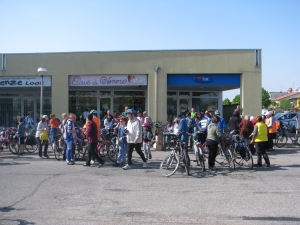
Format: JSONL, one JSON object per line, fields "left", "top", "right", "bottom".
{"left": 262, "top": 88, "right": 271, "bottom": 109}
{"left": 232, "top": 95, "right": 240, "bottom": 104}
{"left": 223, "top": 98, "right": 231, "bottom": 105}
{"left": 280, "top": 100, "right": 292, "bottom": 111}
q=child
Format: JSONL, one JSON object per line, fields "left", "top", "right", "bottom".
{"left": 163, "top": 120, "right": 173, "bottom": 150}
{"left": 142, "top": 122, "right": 153, "bottom": 160}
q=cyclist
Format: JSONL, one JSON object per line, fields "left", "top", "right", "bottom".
{"left": 197, "top": 111, "right": 211, "bottom": 144}
{"left": 214, "top": 110, "right": 226, "bottom": 134}
{"left": 265, "top": 111, "right": 276, "bottom": 151}
{"left": 177, "top": 113, "right": 189, "bottom": 151}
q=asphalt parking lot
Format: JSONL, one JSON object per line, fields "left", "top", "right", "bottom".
{"left": 0, "top": 144, "right": 300, "bottom": 225}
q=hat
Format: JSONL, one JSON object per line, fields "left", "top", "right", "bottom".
{"left": 215, "top": 110, "right": 221, "bottom": 115}
{"left": 143, "top": 111, "right": 147, "bottom": 114}
{"left": 126, "top": 109, "right": 136, "bottom": 114}
{"left": 205, "top": 111, "right": 209, "bottom": 114}
{"left": 42, "top": 115, "right": 48, "bottom": 120}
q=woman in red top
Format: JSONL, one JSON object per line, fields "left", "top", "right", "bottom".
{"left": 49, "top": 114, "right": 59, "bottom": 145}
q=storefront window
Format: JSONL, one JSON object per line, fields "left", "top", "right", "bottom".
{"left": 195, "top": 98, "right": 218, "bottom": 113}
{"left": 114, "top": 91, "right": 145, "bottom": 113}
{"left": 37, "top": 98, "right": 52, "bottom": 121}
{"left": 192, "top": 92, "right": 217, "bottom": 97}
{"left": 69, "top": 91, "right": 97, "bottom": 120}
{"left": 0, "top": 98, "right": 21, "bottom": 127}
{"left": 167, "top": 96, "right": 177, "bottom": 122}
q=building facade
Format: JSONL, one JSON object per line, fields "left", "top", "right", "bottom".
{"left": 0, "top": 50, "right": 262, "bottom": 127}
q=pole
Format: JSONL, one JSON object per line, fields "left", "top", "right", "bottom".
{"left": 40, "top": 75, "right": 44, "bottom": 118}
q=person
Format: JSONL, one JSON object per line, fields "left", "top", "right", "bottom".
{"left": 250, "top": 116, "right": 270, "bottom": 167}
{"left": 122, "top": 106, "right": 128, "bottom": 116}
{"left": 65, "top": 113, "right": 76, "bottom": 165}
{"left": 83, "top": 113, "right": 105, "bottom": 168}
{"left": 142, "top": 111, "right": 153, "bottom": 130}
{"left": 186, "top": 112, "right": 195, "bottom": 149}
{"left": 265, "top": 112, "right": 276, "bottom": 151}
{"left": 49, "top": 114, "right": 59, "bottom": 145}
{"left": 190, "top": 108, "right": 196, "bottom": 119}
{"left": 163, "top": 120, "right": 173, "bottom": 149}
{"left": 60, "top": 113, "right": 68, "bottom": 161}
{"left": 206, "top": 115, "right": 223, "bottom": 170}
{"left": 177, "top": 113, "right": 189, "bottom": 151}
{"left": 234, "top": 105, "right": 241, "bottom": 115}
{"left": 239, "top": 115, "right": 254, "bottom": 154}
{"left": 214, "top": 110, "right": 227, "bottom": 133}
{"left": 88, "top": 110, "right": 101, "bottom": 140}
{"left": 35, "top": 115, "right": 49, "bottom": 159}
{"left": 136, "top": 111, "right": 143, "bottom": 122}
{"left": 197, "top": 111, "right": 211, "bottom": 144}
{"left": 228, "top": 111, "right": 242, "bottom": 134}
{"left": 114, "top": 116, "right": 127, "bottom": 166}
{"left": 81, "top": 109, "right": 89, "bottom": 122}
{"left": 71, "top": 113, "right": 78, "bottom": 162}
{"left": 142, "top": 121, "right": 153, "bottom": 160}
{"left": 173, "top": 117, "right": 180, "bottom": 135}
{"left": 102, "top": 110, "right": 111, "bottom": 121}
{"left": 24, "top": 113, "right": 34, "bottom": 130}
{"left": 16, "top": 118, "right": 26, "bottom": 155}
{"left": 104, "top": 114, "right": 114, "bottom": 130}
{"left": 122, "top": 109, "right": 148, "bottom": 170}
{"left": 113, "top": 112, "right": 120, "bottom": 124}
{"left": 296, "top": 115, "right": 300, "bottom": 137}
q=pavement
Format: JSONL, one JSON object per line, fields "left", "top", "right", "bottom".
{"left": 0, "top": 143, "right": 300, "bottom": 225}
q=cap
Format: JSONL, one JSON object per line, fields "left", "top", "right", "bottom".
{"left": 214, "top": 110, "right": 221, "bottom": 115}
{"left": 126, "top": 109, "right": 136, "bottom": 114}
{"left": 143, "top": 111, "right": 147, "bottom": 114}
{"left": 42, "top": 115, "right": 48, "bottom": 120}
{"left": 90, "top": 109, "right": 97, "bottom": 114}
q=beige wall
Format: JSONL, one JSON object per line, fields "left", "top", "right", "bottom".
{"left": 1, "top": 50, "right": 262, "bottom": 121}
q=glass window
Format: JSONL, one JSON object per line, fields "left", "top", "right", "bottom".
{"left": 167, "top": 97, "right": 177, "bottom": 122}
{"left": 0, "top": 98, "right": 21, "bottom": 127}
{"left": 114, "top": 91, "right": 144, "bottom": 96}
{"left": 192, "top": 92, "right": 217, "bottom": 97}
{"left": 167, "top": 92, "right": 176, "bottom": 97}
{"left": 197, "top": 98, "right": 218, "bottom": 112}
{"left": 179, "top": 92, "right": 189, "bottom": 96}
{"left": 179, "top": 98, "right": 189, "bottom": 114}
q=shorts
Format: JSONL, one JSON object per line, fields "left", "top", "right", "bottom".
{"left": 18, "top": 137, "right": 25, "bottom": 145}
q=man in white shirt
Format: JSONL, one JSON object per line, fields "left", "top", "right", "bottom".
{"left": 122, "top": 109, "right": 148, "bottom": 170}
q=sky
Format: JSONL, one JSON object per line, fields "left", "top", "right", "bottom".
{"left": 1, "top": 0, "right": 299, "bottom": 100}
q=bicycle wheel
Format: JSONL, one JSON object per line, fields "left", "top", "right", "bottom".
{"left": 8, "top": 139, "right": 19, "bottom": 154}
{"left": 98, "top": 142, "right": 107, "bottom": 157}
{"left": 25, "top": 145, "right": 37, "bottom": 153}
{"left": 275, "top": 134, "right": 287, "bottom": 148}
{"left": 107, "top": 144, "right": 118, "bottom": 162}
{"left": 160, "top": 153, "right": 180, "bottom": 177}
{"left": 196, "top": 149, "right": 206, "bottom": 172}
{"left": 54, "top": 146, "right": 63, "bottom": 161}
{"left": 226, "top": 149, "right": 235, "bottom": 170}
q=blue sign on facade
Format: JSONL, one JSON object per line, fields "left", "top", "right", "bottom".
{"left": 167, "top": 74, "right": 240, "bottom": 86}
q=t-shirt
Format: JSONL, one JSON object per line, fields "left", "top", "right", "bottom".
{"left": 65, "top": 119, "right": 74, "bottom": 142}
{"left": 50, "top": 118, "right": 59, "bottom": 129}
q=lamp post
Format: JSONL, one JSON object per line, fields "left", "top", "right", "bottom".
{"left": 37, "top": 67, "right": 47, "bottom": 119}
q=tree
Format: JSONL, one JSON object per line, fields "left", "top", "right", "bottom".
{"left": 280, "top": 100, "right": 292, "bottom": 111}
{"left": 232, "top": 95, "right": 240, "bottom": 104}
{"left": 223, "top": 98, "right": 231, "bottom": 105}
{"left": 262, "top": 88, "right": 271, "bottom": 109}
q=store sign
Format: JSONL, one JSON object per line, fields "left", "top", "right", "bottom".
{"left": 69, "top": 75, "right": 147, "bottom": 86}
{"left": 194, "top": 77, "right": 212, "bottom": 83}
{"left": 0, "top": 76, "right": 51, "bottom": 87}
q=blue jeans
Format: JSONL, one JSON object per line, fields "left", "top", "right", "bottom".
{"left": 65, "top": 139, "right": 73, "bottom": 162}
{"left": 50, "top": 128, "right": 57, "bottom": 145}
{"left": 117, "top": 142, "right": 127, "bottom": 164}
{"left": 36, "top": 137, "right": 48, "bottom": 157}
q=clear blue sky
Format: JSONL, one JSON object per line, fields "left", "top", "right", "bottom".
{"left": 1, "top": 0, "right": 299, "bottom": 100}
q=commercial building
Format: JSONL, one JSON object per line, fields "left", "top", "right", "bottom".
{"left": 0, "top": 50, "right": 262, "bottom": 127}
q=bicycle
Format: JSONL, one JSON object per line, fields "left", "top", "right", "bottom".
{"left": 193, "top": 132, "right": 206, "bottom": 172}
{"left": 52, "top": 134, "right": 66, "bottom": 161}
{"left": 275, "top": 124, "right": 299, "bottom": 148}
{"left": 160, "top": 132, "right": 190, "bottom": 177}
{"left": 228, "top": 133, "right": 253, "bottom": 169}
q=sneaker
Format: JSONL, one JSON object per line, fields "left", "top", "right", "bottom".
{"left": 98, "top": 162, "right": 105, "bottom": 168}
{"left": 122, "top": 164, "right": 131, "bottom": 170}
{"left": 149, "top": 154, "right": 152, "bottom": 159}
{"left": 83, "top": 163, "right": 90, "bottom": 166}
{"left": 90, "top": 160, "right": 95, "bottom": 165}
{"left": 209, "top": 166, "right": 216, "bottom": 170}
{"left": 67, "top": 161, "right": 74, "bottom": 165}
{"left": 43, "top": 155, "right": 49, "bottom": 159}
{"left": 143, "top": 162, "right": 148, "bottom": 168}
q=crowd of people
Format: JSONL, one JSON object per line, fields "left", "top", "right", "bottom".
{"left": 12, "top": 105, "right": 275, "bottom": 170}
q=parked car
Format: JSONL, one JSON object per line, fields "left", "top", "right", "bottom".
{"left": 275, "top": 112, "right": 300, "bottom": 133}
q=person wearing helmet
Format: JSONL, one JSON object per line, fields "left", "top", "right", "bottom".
{"left": 142, "top": 121, "right": 153, "bottom": 160}
{"left": 122, "top": 109, "right": 148, "bottom": 170}
{"left": 35, "top": 115, "right": 50, "bottom": 159}
{"left": 214, "top": 110, "right": 226, "bottom": 134}
{"left": 197, "top": 111, "right": 211, "bottom": 144}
